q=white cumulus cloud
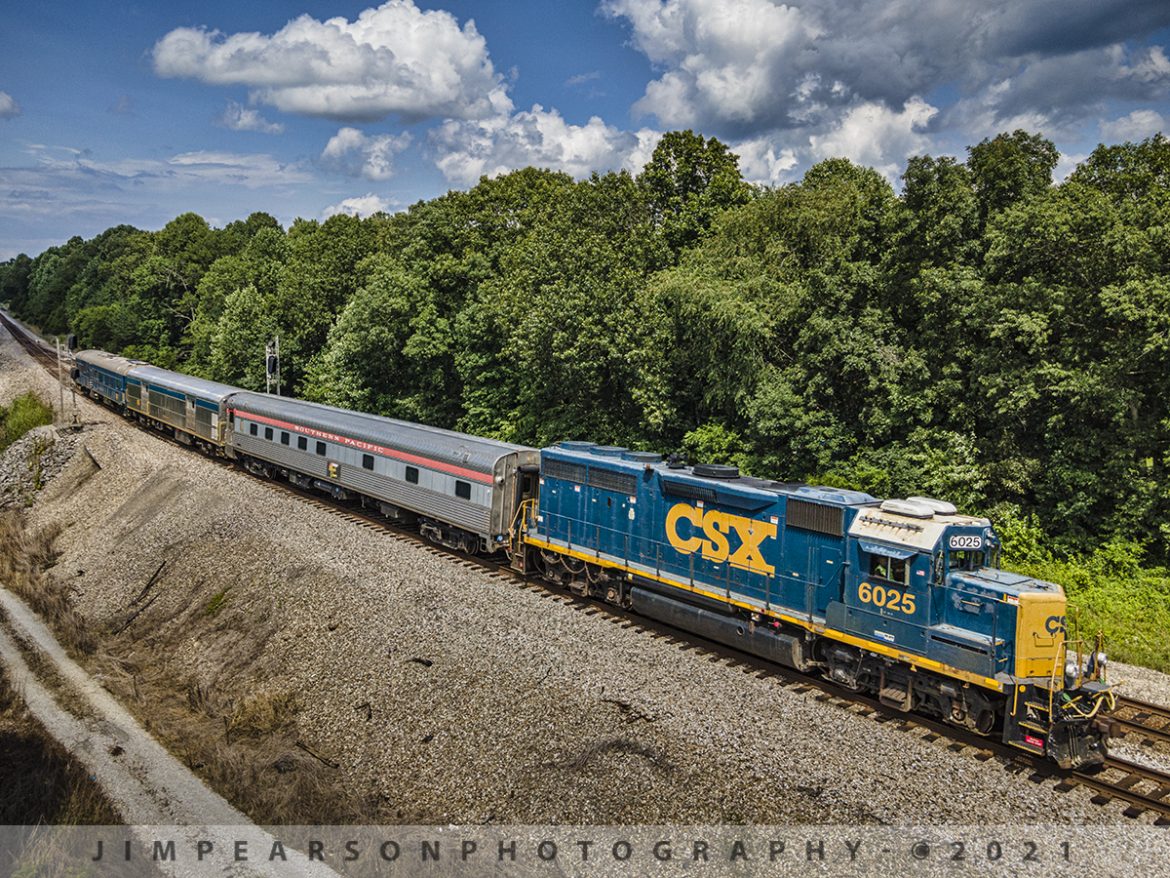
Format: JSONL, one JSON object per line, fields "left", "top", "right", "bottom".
{"left": 605, "top": 0, "right": 819, "bottom": 131}
{"left": 430, "top": 105, "right": 656, "bottom": 186}
{"left": 0, "top": 91, "right": 20, "bottom": 119}
{"left": 216, "top": 101, "right": 284, "bottom": 134}
{"left": 810, "top": 97, "right": 938, "bottom": 178}
{"left": 1100, "top": 108, "right": 1166, "bottom": 141}
{"left": 321, "top": 127, "right": 411, "bottom": 180}
{"left": 323, "top": 194, "right": 395, "bottom": 218}
{"left": 733, "top": 137, "right": 798, "bottom": 187}
{"left": 152, "top": 0, "right": 511, "bottom": 123}
{"left": 603, "top": 0, "right": 1170, "bottom": 137}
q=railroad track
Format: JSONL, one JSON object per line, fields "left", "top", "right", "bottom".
{"left": 1113, "top": 695, "right": 1170, "bottom": 747}
{"left": 4, "top": 308, "right": 1170, "bottom": 825}
{"left": 0, "top": 309, "right": 62, "bottom": 370}
{"left": 226, "top": 474, "right": 1170, "bottom": 825}
{"left": 1074, "top": 756, "right": 1170, "bottom": 823}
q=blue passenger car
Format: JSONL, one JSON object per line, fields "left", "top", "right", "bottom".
{"left": 74, "top": 350, "right": 139, "bottom": 407}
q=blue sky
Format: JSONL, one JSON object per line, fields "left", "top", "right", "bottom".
{"left": 2, "top": 0, "right": 1169, "bottom": 259}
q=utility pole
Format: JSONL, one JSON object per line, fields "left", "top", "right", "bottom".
{"left": 55, "top": 336, "right": 64, "bottom": 423}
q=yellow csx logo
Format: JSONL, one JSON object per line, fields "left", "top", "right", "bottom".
{"left": 666, "top": 502, "right": 777, "bottom": 575}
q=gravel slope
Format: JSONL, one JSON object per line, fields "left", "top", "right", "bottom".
{"left": 3, "top": 321, "right": 1169, "bottom": 830}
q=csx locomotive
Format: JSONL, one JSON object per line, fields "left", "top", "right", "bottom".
{"left": 73, "top": 349, "right": 1115, "bottom": 769}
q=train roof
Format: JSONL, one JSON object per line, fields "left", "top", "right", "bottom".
{"left": 227, "top": 391, "right": 536, "bottom": 475}
{"left": 129, "top": 364, "right": 242, "bottom": 404}
{"left": 75, "top": 349, "right": 146, "bottom": 376}
{"left": 543, "top": 441, "right": 878, "bottom": 506}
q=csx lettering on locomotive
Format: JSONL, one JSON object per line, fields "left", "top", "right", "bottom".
{"left": 665, "top": 502, "right": 777, "bottom": 574}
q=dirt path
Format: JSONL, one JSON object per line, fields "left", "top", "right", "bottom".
{"left": 0, "top": 586, "right": 337, "bottom": 877}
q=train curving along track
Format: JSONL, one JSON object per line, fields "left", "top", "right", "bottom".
{"left": 195, "top": 462, "right": 1170, "bottom": 827}
{"left": 3, "top": 307, "right": 1170, "bottom": 826}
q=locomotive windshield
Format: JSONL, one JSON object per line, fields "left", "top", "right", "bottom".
{"left": 948, "top": 549, "right": 986, "bottom": 571}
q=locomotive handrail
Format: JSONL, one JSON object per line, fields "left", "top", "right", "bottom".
{"left": 508, "top": 498, "right": 538, "bottom": 557}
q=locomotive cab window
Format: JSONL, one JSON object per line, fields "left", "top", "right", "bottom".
{"left": 455, "top": 480, "right": 471, "bottom": 500}
{"left": 298, "top": 436, "right": 307, "bottom": 451}
{"left": 249, "top": 423, "right": 258, "bottom": 436}
{"left": 949, "top": 550, "right": 985, "bottom": 571}
{"left": 362, "top": 454, "right": 375, "bottom": 471}
{"left": 868, "top": 554, "right": 911, "bottom": 587}
{"left": 405, "top": 466, "right": 419, "bottom": 484}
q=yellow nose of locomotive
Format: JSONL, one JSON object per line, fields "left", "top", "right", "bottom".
{"left": 1014, "top": 588, "right": 1067, "bottom": 680}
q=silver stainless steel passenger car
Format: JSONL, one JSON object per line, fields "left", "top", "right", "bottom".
{"left": 128, "top": 365, "right": 240, "bottom": 451}
{"left": 225, "top": 392, "right": 539, "bottom": 552}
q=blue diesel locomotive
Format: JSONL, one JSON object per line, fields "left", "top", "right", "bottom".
{"left": 517, "top": 442, "right": 1115, "bottom": 769}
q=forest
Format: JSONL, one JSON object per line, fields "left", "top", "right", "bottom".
{"left": 2, "top": 129, "right": 1168, "bottom": 665}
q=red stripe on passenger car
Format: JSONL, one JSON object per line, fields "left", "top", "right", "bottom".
{"left": 231, "top": 409, "right": 494, "bottom": 485}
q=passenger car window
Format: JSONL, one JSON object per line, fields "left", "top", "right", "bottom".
{"left": 316, "top": 441, "right": 326, "bottom": 456}
{"left": 405, "top": 466, "right": 419, "bottom": 484}
{"left": 265, "top": 427, "right": 273, "bottom": 441}
{"left": 249, "top": 424, "right": 257, "bottom": 436}
{"left": 298, "top": 436, "right": 307, "bottom": 451}
{"left": 280, "top": 432, "right": 289, "bottom": 445}
{"left": 455, "top": 480, "right": 471, "bottom": 500}
{"left": 362, "top": 454, "right": 374, "bottom": 470}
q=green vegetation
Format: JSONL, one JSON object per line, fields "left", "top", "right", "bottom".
{"left": 0, "top": 391, "right": 54, "bottom": 452}
{"left": 204, "top": 587, "right": 231, "bottom": 617}
{"left": 2, "top": 128, "right": 1169, "bottom": 668}
{"left": 994, "top": 507, "right": 1170, "bottom": 670}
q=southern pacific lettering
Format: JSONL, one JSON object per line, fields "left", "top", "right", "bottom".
{"left": 69, "top": 342, "right": 1118, "bottom": 773}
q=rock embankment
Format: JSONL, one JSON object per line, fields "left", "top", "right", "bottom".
{"left": 0, "top": 425, "right": 89, "bottom": 509}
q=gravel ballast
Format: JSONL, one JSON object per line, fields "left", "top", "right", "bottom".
{"left": 3, "top": 322, "right": 1170, "bottom": 831}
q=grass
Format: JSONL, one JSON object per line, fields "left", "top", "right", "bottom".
{"left": 0, "top": 391, "right": 54, "bottom": 453}
{"left": 0, "top": 513, "right": 95, "bottom": 656}
{"left": 94, "top": 653, "right": 370, "bottom": 824}
{"left": 0, "top": 668, "right": 126, "bottom": 878}
{"left": 203, "top": 588, "right": 231, "bottom": 618}
{"left": 2, "top": 511, "right": 369, "bottom": 825}
{"left": 997, "top": 510, "right": 1170, "bottom": 673}
{"left": 0, "top": 669, "right": 121, "bottom": 827}
{"left": 1006, "top": 554, "right": 1170, "bottom": 673}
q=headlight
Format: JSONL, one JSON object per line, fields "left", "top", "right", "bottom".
{"left": 1064, "top": 661, "right": 1079, "bottom": 688}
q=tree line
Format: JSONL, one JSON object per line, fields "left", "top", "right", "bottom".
{"left": 3, "top": 129, "right": 1168, "bottom": 566}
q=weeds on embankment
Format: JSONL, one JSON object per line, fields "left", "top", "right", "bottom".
{"left": 0, "top": 392, "right": 54, "bottom": 453}
{"left": 1, "top": 510, "right": 371, "bottom": 825}
{"left": 997, "top": 509, "right": 1170, "bottom": 673}
{"left": 0, "top": 513, "right": 94, "bottom": 656}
